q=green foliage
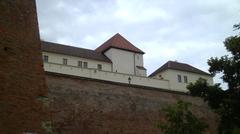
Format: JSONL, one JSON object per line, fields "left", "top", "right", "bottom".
{"left": 187, "top": 78, "right": 224, "bottom": 109}
{"left": 187, "top": 23, "right": 240, "bottom": 134}
{"left": 232, "top": 127, "right": 240, "bottom": 134}
{"left": 158, "top": 100, "right": 208, "bottom": 134}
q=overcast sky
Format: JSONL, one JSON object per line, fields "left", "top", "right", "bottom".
{"left": 36, "top": 0, "right": 240, "bottom": 89}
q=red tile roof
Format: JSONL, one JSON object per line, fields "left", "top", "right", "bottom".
{"left": 149, "top": 61, "right": 212, "bottom": 77}
{"left": 95, "top": 33, "right": 145, "bottom": 54}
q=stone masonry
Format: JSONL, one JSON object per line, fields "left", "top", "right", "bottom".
{"left": 47, "top": 73, "right": 218, "bottom": 134}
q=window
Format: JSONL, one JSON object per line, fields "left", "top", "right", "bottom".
{"left": 184, "top": 76, "right": 188, "bottom": 83}
{"left": 43, "top": 55, "right": 48, "bottom": 62}
{"left": 83, "top": 62, "right": 88, "bottom": 68}
{"left": 159, "top": 75, "right": 163, "bottom": 79}
{"left": 97, "top": 64, "right": 102, "bottom": 70}
{"left": 177, "top": 75, "right": 182, "bottom": 83}
{"left": 78, "top": 61, "right": 82, "bottom": 68}
{"left": 63, "top": 58, "right": 67, "bottom": 65}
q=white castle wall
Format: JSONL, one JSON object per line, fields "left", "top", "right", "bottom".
{"left": 104, "top": 48, "right": 146, "bottom": 76}
{"left": 43, "top": 62, "right": 184, "bottom": 92}
{"left": 42, "top": 52, "right": 112, "bottom": 71}
{"left": 152, "top": 69, "right": 213, "bottom": 91}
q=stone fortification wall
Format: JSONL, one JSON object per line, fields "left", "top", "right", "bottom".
{"left": 47, "top": 73, "right": 217, "bottom": 134}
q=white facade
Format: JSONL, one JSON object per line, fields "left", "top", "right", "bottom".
{"left": 151, "top": 69, "right": 213, "bottom": 91}
{"left": 41, "top": 51, "right": 214, "bottom": 92}
{"left": 42, "top": 51, "right": 173, "bottom": 91}
{"left": 104, "top": 48, "right": 146, "bottom": 76}
{"left": 44, "top": 62, "right": 171, "bottom": 91}
{"left": 41, "top": 37, "right": 214, "bottom": 93}
{"left": 42, "top": 52, "right": 112, "bottom": 71}
{"left": 41, "top": 50, "right": 213, "bottom": 92}
{"left": 42, "top": 48, "right": 146, "bottom": 77}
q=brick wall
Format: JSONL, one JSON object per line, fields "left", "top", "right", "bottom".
{"left": 47, "top": 73, "right": 218, "bottom": 134}
{"left": 0, "top": 0, "right": 48, "bottom": 133}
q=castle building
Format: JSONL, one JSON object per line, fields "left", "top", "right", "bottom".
{"left": 41, "top": 33, "right": 213, "bottom": 92}
{"left": 149, "top": 61, "right": 213, "bottom": 91}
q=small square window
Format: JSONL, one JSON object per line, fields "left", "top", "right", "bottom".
{"left": 43, "top": 55, "right": 48, "bottom": 62}
{"left": 63, "top": 58, "right": 67, "bottom": 65}
{"left": 184, "top": 76, "right": 188, "bottom": 83}
{"left": 159, "top": 75, "right": 163, "bottom": 79}
{"left": 83, "top": 62, "right": 88, "bottom": 68}
{"left": 97, "top": 64, "right": 102, "bottom": 70}
{"left": 78, "top": 61, "right": 82, "bottom": 68}
{"left": 177, "top": 75, "right": 182, "bottom": 83}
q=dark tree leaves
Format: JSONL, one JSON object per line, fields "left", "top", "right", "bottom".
{"left": 187, "top": 78, "right": 224, "bottom": 109}
{"left": 187, "top": 23, "right": 240, "bottom": 134}
{"left": 158, "top": 100, "right": 208, "bottom": 134}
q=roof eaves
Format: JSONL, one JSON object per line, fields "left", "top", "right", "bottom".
{"left": 102, "top": 46, "right": 145, "bottom": 54}
{"left": 167, "top": 67, "right": 212, "bottom": 76}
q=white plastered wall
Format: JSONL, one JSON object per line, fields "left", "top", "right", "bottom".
{"left": 152, "top": 69, "right": 213, "bottom": 92}
{"left": 42, "top": 52, "right": 112, "bottom": 71}
{"left": 134, "top": 53, "right": 146, "bottom": 76}
{"left": 44, "top": 62, "right": 171, "bottom": 91}
{"left": 104, "top": 48, "right": 146, "bottom": 76}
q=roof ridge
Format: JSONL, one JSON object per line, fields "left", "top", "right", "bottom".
{"left": 149, "top": 61, "right": 211, "bottom": 77}
{"left": 95, "top": 33, "right": 145, "bottom": 54}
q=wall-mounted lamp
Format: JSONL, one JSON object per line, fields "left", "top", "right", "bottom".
{"left": 128, "top": 77, "right": 131, "bottom": 84}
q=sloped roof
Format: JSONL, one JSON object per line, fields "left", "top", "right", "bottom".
{"left": 41, "top": 41, "right": 112, "bottom": 63}
{"left": 95, "top": 33, "right": 145, "bottom": 54}
{"left": 149, "top": 61, "right": 211, "bottom": 77}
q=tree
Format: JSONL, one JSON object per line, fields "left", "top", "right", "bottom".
{"left": 187, "top": 23, "right": 240, "bottom": 134}
{"left": 158, "top": 100, "right": 208, "bottom": 134}
{"left": 187, "top": 78, "right": 225, "bottom": 109}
